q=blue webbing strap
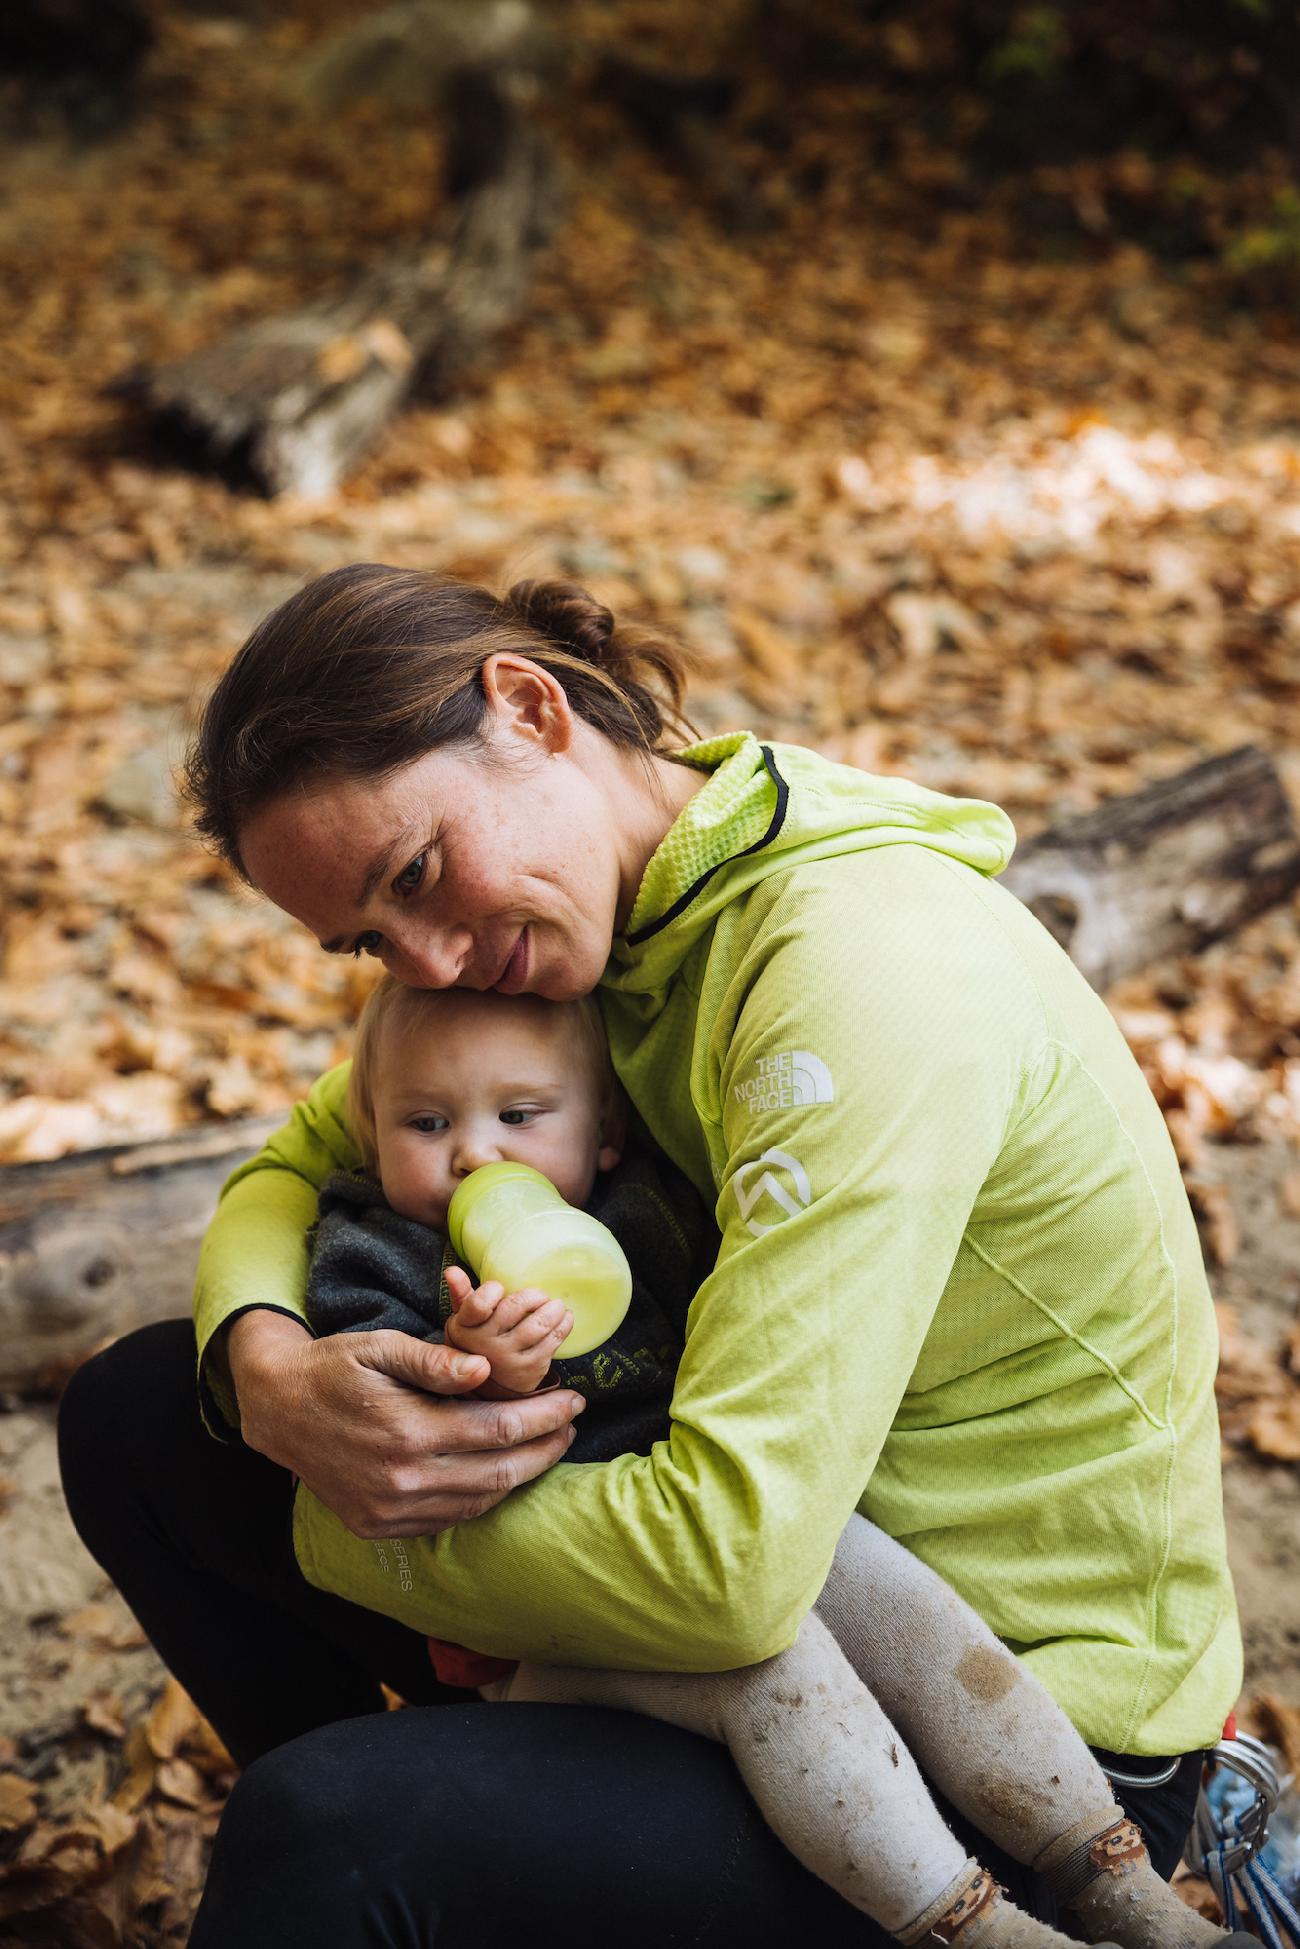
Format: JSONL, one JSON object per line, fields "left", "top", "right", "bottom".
{"left": 1186, "top": 1735, "right": 1295, "bottom": 1947}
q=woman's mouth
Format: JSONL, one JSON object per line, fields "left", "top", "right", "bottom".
{"left": 494, "top": 930, "right": 529, "bottom": 994}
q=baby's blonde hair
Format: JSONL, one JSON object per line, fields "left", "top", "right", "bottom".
{"left": 347, "top": 975, "right": 612, "bottom": 1174}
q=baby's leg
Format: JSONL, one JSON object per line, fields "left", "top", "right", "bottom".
{"left": 816, "top": 1515, "right": 1239, "bottom": 1949}
{"left": 503, "top": 1613, "right": 1093, "bottom": 1948}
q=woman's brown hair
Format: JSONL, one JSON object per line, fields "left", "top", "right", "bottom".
{"left": 182, "top": 565, "right": 695, "bottom": 876}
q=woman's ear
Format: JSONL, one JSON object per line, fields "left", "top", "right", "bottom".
{"left": 481, "top": 653, "right": 574, "bottom": 757}
{"left": 597, "top": 1084, "right": 627, "bottom": 1174}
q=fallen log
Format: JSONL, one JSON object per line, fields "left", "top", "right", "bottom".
{"left": 0, "top": 1117, "right": 283, "bottom": 1394}
{"left": 122, "top": 63, "right": 561, "bottom": 497}
{"left": 1000, "top": 744, "right": 1300, "bottom": 992}
{"left": 2, "top": 744, "right": 1298, "bottom": 1389}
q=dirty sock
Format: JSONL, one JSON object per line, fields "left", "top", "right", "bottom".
{"left": 1037, "top": 1813, "right": 1238, "bottom": 1949}
{"left": 896, "top": 1865, "right": 1101, "bottom": 1948}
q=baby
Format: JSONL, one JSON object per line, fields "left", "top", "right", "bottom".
{"left": 306, "top": 976, "right": 1241, "bottom": 1949}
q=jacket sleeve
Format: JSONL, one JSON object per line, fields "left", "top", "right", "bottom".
{"left": 193, "top": 1061, "right": 358, "bottom": 1434}
{"left": 293, "top": 853, "right": 1047, "bottom": 1671}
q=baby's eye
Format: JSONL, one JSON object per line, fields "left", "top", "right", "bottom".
{"left": 352, "top": 931, "right": 383, "bottom": 959}
{"left": 394, "top": 853, "right": 427, "bottom": 896}
{"left": 499, "top": 1109, "right": 536, "bottom": 1126}
{"left": 410, "top": 1115, "right": 448, "bottom": 1133}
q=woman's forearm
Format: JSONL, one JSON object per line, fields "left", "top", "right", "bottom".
{"left": 192, "top": 1063, "right": 357, "bottom": 1429}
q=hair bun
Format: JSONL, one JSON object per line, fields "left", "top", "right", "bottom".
{"left": 507, "top": 579, "right": 615, "bottom": 663}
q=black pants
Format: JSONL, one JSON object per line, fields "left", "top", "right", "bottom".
{"left": 58, "top": 1322, "right": 1204, "bottom": 1949}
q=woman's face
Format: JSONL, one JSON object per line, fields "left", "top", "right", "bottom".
{"left": 239, "top": 729, "right": 626, "bottom": 1003}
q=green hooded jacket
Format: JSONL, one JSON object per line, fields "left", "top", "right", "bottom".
{"left": 194, "top": 732, "right": 1241, "bottom": 1756}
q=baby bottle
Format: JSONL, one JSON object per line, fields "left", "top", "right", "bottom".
{"left": 446, "top": 1161, "right": 632, "bottom": 1358}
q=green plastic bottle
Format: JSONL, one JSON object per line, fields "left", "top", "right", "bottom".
{"left": 446, "top": 1160, "right": 632, "bottom": 1358}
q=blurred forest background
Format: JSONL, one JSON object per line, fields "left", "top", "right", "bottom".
{"left": 4, "top": 0, "right": 1300, "bottom": 1940}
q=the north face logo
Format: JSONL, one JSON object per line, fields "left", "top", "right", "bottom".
{"left": 732, "top": 1050, "right": 834, "bottom": 1117}
{"left": 733, "top": 1147, "right": 812, "bottom": 1236}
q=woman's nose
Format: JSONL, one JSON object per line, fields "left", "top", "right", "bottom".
{"left": 389, "top": 925, "right": 467, "bottom": 990}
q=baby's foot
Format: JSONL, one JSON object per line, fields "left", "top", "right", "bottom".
{"left": 1037, "top": 1812, "right": 1256, "bottom": 1949}
{"left": 897, "top": 1866, "right": 1118, "bottom": 1948}
{"left": 443, "top": 1268, "right": 573, "bottom": 1395}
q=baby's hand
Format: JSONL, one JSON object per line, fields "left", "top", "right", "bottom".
{"left": 443, "top": 1267, "right": 574, "bottom": 1397}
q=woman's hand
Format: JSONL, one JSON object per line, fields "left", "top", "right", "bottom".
{"left": 225, "top": 1310, "right": 585, "bottom": 1538}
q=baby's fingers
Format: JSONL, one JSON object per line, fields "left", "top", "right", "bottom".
{"left": 490, "top": 1286, "right": 558, "bottom": 1333}
{"left": 455, "top": 1279, "right": 505, "bottom": 1327}
{"left": 444, "top": 1266, "right": 472, "bottom": 1313}
{"left": 505, "top": 1301, "right": 573, "bottom": 1350}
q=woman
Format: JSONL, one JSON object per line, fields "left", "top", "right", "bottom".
{"left": 58, "top": 566, "right": 1241, "bottom": 1949}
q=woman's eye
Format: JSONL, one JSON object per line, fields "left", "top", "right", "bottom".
{"left": 394, "top": 853, "right": 427, "bottom": 896}
{"left": 411, "top": 1116, "right": 447, "bottom": 1133}
{"left": 352, "top": 931, "right": 383, "bottom": 959}
{"left": 499, "top": 1109, "right": 536, "bottom": 1126}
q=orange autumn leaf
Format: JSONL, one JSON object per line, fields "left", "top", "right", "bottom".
{"left": 1246, "top": 1396, "right": 1300, "bottom": 1464}
{"left": 144, "top": 1678, "right": 199, "bottom": 1762}
{"left": 1249, "top": 1693, "right": 1300, "bottom": 1780}
{"left": 0, "top": 1772, "right": 39, "bottom": 1833}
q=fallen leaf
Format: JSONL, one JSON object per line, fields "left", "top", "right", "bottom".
{"left": 729, "top": 606, "right": 805, "bottom": 694}
{"left": 154, "top": 1757, "right": 207, "bottom": 1809}
{"left": 182, "top": 1716, "right": 235, "bottom": 1779}
{"left": 0, "top": 1096, "right": 102, "bottom": 1164}
{"left": 58, "top": 1606, "right": 118, "bottom": 1644}
{"left": 885, "top": 590, "right": 986, "bottom": 660}
{"left": 1247, "top": 1396, "right": 1300, "bottom": 1463}
{"left": 1250, "top": 1693, "right": 1300, "bottom": 1780}
{"left": 85, "top": 1801, "right": 138, "bottom": 1859}
{"left": 144, "top": 1678, "right": 199, "bottom": 1762}
{"left": 1192, "top": 1181, "right": 1240, "bottom": 1266}
{"left": 82, "top": 1695, "right": 126, "bottom": 1743}
{"left": 109, "top": 1725, "right": 156, "bottom": 1815}
{"left": 362, "top": 317, "right": 415, "bottom": 373}
{"left": 315, "top": 334, "right": 368, "bottom": 385}
{"left": 0, "top": 1772, "right": 39, "bottom": 1832}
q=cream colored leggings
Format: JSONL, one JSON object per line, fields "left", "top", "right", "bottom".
{"left": 496, "top": 1514, "right": 1121, "bottom": 1934}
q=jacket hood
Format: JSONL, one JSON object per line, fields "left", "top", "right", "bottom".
{"left": 605, "top": 731, "right": 1016, "bottom": 998}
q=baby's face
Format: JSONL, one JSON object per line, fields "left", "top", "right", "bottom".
{"left": 371, "top": 997, "right": 619, "bottom": 1231}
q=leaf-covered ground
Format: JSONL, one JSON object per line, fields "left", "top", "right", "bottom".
{"left": 2, "top": 1, "right": 1300, "bottom": 1939}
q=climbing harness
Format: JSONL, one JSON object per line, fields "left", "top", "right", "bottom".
{"left": 1185, "top": 1730, "right": 1300, "bottom": 1949}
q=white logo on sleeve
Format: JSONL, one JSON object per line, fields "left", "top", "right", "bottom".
{"left": 732, "top": 1049, "right": 835, "bottom": 1118}
{"left": 733, "top": 1147, "right": 812, "bottom": 1235}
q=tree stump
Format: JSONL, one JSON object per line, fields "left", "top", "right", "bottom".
{"left": 124, "top": 65, "right": 561, "bottom": 497}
